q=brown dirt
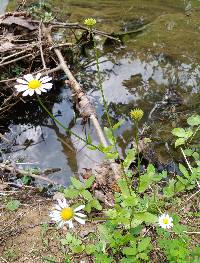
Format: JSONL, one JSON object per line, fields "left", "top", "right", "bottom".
{"left": 0, "top": 189, "right": 97, "bottom": 263}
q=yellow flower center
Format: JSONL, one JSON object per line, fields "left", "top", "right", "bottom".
{"left": 60, "top": 207, "right": 73, "bottom": 221}
{"left": 163, "top": 218, "right": 169, "bottom": 225}
{"left": 130, "top": 108, "right": 144, "bottom": 121}
{"left": 28, "top": 79, "right": 41, "bottom": 89}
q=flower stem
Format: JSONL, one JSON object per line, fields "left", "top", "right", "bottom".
{"left": 92, "top": 32, "right": 132, "bottom": 195}
{"left": 37, "top": 96, "right": 99, "bottom": 151}
{"left": 135, "top": 121, "right": 141, "bottom": 192}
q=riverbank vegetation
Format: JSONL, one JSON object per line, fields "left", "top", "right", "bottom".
{"left": 0, "top": 2, "right": 200, "bottom": 263}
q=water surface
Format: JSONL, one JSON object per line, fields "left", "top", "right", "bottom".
{"left": 3, "top": 0, "right": 200, "bottom": 184}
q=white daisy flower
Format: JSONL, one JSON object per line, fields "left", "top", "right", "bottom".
{"left": 50, "top": 198, "right": 87, "bottom": 228}
{"left": 15, "top": 73, "right": 53, "bottom": 96}
{"left": 158, "top": 213, "right": 173, "bottom": 229}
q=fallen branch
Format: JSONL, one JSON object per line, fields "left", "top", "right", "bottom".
{"left": 0, "top": 163, "right": 59, "bottom": 185}
{"left": 32, "top": 20, "right": 120, "bottom": 41}
{"left": 43, "top": 24, "right": 121, "bottom": 180}
{"left": 0, "top": 53, "right": 33, "bottom": 67}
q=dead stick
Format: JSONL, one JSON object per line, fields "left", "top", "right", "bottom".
{"left": 32, "top": 20, "right": 119, "bottom": 41}
{"left": 43, "top": 25, "right": 121, "bottom": 180}
{"left": 38, "top": 20, "right": 47, "bottom": 69}
{"left": 0, "top": 54, "right": 33, "bottom": 67}
{"left": 0, "top": 163, "right": 58, "bottom": 185}
{"left": 0, "top": 65, "right": 62, "bottom": 83}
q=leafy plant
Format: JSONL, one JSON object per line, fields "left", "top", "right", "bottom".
{"left": 6, "top": 199, "right": 21, "bottom": 211}
{"left": 64, "top": 175, "right": 102, "bottom": 212}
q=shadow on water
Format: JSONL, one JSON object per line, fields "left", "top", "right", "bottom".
{"left": 2, "top": 0, "right": 200, "bottom": 184}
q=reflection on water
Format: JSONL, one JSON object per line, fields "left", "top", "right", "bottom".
{"left": 0, "top": 0, "right": 9, "bottom": 14}
{"left": 3, "top": 0, "right": 200, "bottom": 184}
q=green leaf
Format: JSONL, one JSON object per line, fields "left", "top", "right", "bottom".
{"left": 64, "top": 188, "right": 79, "bottom": 198}
{"left": 187, "top": 115, "right": 200, "bottom": 126}
{"left": 95, "top": 253, "right": 113, "bottom": 263}
{"left": 112, "top": 119, "right": 125, "bottom": 131}
{"left": 138, "top": 173, "right": 153, "bottom": 193}
{"left": 176, "top": 175, "right": 188, "bottom": 185}
{"left": 6, "top": 200, "right": 21, "bottom": 211}
{"left": 81, "top": 190, "right": 93, "bottom": 201}
{"left": 173, "top": 223, "right": 187, "bottom": 234}
{"left": 147, "top": 164, "right": 155, "bottom": 174}
{"left": 84, "top": 175, "right": 95, "bottom": 189}
{"left": 90, "top": 199, "right": 102, "bottom": 210}
{"left": 175, "top": 180, "right": 186, "bottom": 193}
{"left": 138, "top": 237, "right": 151, "bottom": 252}
{"left": 175, "top": 138, "right": 185, "bottom": 147}
{"left": 192, "top": 152, "right": 199, "bottom": 161}
{"left": 184, "top": 149, "right": 193, "bottom": 156}
{"left": 130, "top": 225, "right": 143, "bottom": 235}
{"left": 172, "top": 128, "right": 193, "bottom": 139}
{"left": 60, "top": 239, "right": 69, "bottom": 245}
{"left": 71, "top": 177, "right": 83, "bottom": 189}
{"left": 172, "top": 128, "right": 186, "bottom": 137}
{"left": 135, "top": 212, "right": 157, "bottom": 224}
{"left": 179, "top": 164, "right": 190, "bottom": 179}
{"left": 122, "top": 246, "right": 137, "bottom": 256}
{"left": 87, "top": 133, "right": 93, "bottom": 144}
{"left": 87, "top": 145, "right": 97, "bottom": 150}
{"left": 85, "top": 244, "right": 96, "bottom": 255}
{"left": 104, "top": 127, "right": 115, "bottom": 145}
{"left": 136, "top": 252, "right": 149, "bottom": 260}
{"left": 121, "top": 195, "right": 138, "bottom": 207}
{"left": 118, "top": 179, "right": 131, "bottom": 197}
{"left": 100, "top": 145, "right": 114, "bottom": 153}
{"left": 105, "top": 151, "right": 119, "bottom": 159}
{"left": 123, "top": 148, "right": 137, "bottom": 168}
{"left": 22, "top": 175, "right": 31, "bottom": 185}
{"left": 163, "top": 179, "right": 175, "bottom": 197}
{"left": 120, "top": 257, "right": 137, "bottom": 263}
{"left": 71, "top": 244, "right": 85, "bottom": 253}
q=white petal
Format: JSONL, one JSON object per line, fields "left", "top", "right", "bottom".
{"left": 22, "top": 89, "right": 31, "bottom": 96}
{"left": 16, "top": 78, "right": 28, "bottom": 84}
{"left": 57, "top": 199, "right": 69, "bottom": 209}
{"left": 67, "top": 220, "right": 74, "bottom": 228}
{"left": 62, "top": 198, "right": 68, "bottom": 207}
{"left": 41, "top": 83, "right": 53, "bottom": 90}
{"left": 49, "top": 211, "right": 62, "bottom": 222}
{"left": 54, "top": 204, "right": 61, "bottom": 211}
{"left": 24, "top": 74, "right": 34, "bottom": 82}
{"left": 57, "top": 199, "right": 64, "bottom": 208}
{"left": 40, "top": 87, "right": 47, "bottom": 92}
{"left": 29, "top": 89, "right": 34, "bottom": 96}
{"left": 50, "top": 210, "right": 60, "bottom": 219}
{"left": 35, "top": 88, "right": 41, "bottom": 95}
{"left": 36, "top": 73, "right": 41, "bottom": 79}
{"left": 74, "top": 205, "right": 85, "bottom": 212}
{"left": 40, "top": 76, "right": 52, "bottom": 83}
{"left": 15, "top": 84, "right": 28, "bottom": 92}
{"left": 58, "top": 221, "right": 64, "bottom": 228}
{"left": 41, "top": 78, "right": 52, "bottom": 84}
{"left": 74, "top": 212, "right": 87, "bottom": 218}
{"left": 74, "top": 216, "right": 85, "bottom": 225}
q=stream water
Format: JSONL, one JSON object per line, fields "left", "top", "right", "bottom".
{"left": 2, "top": 0, "right": 200, "bottom": 185}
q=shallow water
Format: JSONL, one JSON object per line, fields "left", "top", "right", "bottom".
{"left": 2, "top": 0, "right": 200, "bottom": 184}
{"left": 0, "top": 0, "right": 9, "bottom": 14}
